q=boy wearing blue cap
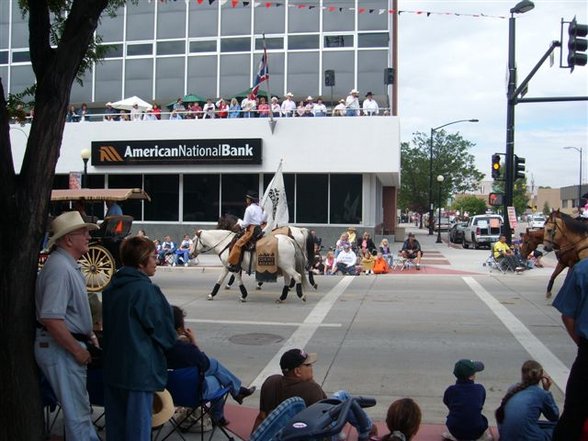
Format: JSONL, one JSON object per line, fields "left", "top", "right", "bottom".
{"left": 442, "top": 359, "right": 493, "bottom": 441}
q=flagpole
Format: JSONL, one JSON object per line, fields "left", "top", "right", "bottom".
{"left": 261, "top": 33, "right": 277, "bottom": 135}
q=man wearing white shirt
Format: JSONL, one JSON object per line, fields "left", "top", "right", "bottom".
{"left": 334, "top": 244, "right": 358, "bottom": 275}
{"left": 345, "top": 89, "right": 360, "bottom": 116}
{"left": 227, "top": 191, "right": 265, "bottom": 272}
{"left": 313, "top": 98, "right": 327, "bottom": 117}
{"left": 362, "top": 92, "right": 379, "bottom": 116}
{"left": 281, "top": 92, "right": 296, "bottom": 117}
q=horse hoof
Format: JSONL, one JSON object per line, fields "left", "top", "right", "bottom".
{"left": 313, "top": 283, "right": 318, "bottom": 290}
{"left": 225, "top": 285, "right": 231, "bottom": 290}
{"left": 546, "top": 292, "right": 552, "bottom": 299}
{"left": 239, "top": 296, "right": 247, "bottom": 303}
{"left": 275, "top": 299, "right": 285, "bottom": 304}
{"left": 207, "top": 294, "right": 214, "bottom": 301}
{"left": 256, "top": 286, "right": 262, "bottom": 290}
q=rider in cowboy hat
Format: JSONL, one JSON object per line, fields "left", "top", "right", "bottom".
{"left": 227, "top": 191, "right": 265, "bottom": 272}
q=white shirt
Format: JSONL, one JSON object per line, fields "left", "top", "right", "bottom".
{"left": 313, "top": 103, "right": 327, "bottom": 116}
{"left": 362, "top": 98, "right": 379, "bottom": 116}
{"left": 335, "top": 249, "right": 357, "bottom": 268}
{"left": 202, "top": 102, "right": 216, "bottom": 119}
{"left": 345, "top": 94, "right": 360, "bottom": 115}
{"left": 281, "top": 99, "right": 296, "bottom": 116}
{"left": 238, "top": 203, "right": 265, "bottom": 228}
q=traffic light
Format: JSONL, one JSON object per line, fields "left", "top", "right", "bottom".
{"left": 489, "top": 193, "right": 503, "bottom": 207}
{"left": 568, "top": 17, "right": 588, "bottom": 72}
{"left": 491, "top": 154, "right": 501, "bottom": 179}
{"left": 515, "top": 155, "right": 526, "bottom": 180}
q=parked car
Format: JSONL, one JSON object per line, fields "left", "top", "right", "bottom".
{"left": 528, "top": 214, "right": 546, "bottom": 229}
{"left": 462, "top": 214, "right": 504, "bottom": 249}
{"left": 434, "top": 217, "right": 451, "bottom": 232}
{"left": 449, "top": 221, "right": 468, "bottom": 243}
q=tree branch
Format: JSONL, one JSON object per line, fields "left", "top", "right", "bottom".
{"left": 0, "top": 80, "right": 16, "bottom": 209}
{"left": 27, "top": 0, "right": 53, "bottom": 80}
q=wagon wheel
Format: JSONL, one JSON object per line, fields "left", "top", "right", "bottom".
{"left": 80, "top": 244, "right": 116, "bottom": 292}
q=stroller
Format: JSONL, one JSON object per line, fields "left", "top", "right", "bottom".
{"left": 252, "top": 395, "right": 376, "bottom": 441}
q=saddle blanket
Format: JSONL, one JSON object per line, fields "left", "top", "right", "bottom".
{"left": 255, "top": 235, "right": 279, "bottom": 282}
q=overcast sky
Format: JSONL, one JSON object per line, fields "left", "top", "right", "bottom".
{"left": 397, "top": 0, "right": 587, "bottom": 190}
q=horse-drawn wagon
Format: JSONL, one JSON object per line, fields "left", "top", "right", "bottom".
{"left": 40, "top": 188, "right": 151, "bottom": 292}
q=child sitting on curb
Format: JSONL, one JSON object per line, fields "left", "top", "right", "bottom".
{"left": 443, "top": 359, "right": 494, "bottom": 441}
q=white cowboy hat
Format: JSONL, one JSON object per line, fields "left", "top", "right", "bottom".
{"left": 271, "top": 96, "right": 279, "bottom": 101}
{"left": 306, "top": 96, "right": 313, "bottom": 101}
{"left": 350, "top": 89, "right": 359, "bottom": 95}
{"left": 47, "top": 211, "right": 98, "bottom": 248}
{"left": 152, "top": 389, "right": 174, "bottom": 428}
{"left": 286, "top": 92, "right": 294, "bottom": 97}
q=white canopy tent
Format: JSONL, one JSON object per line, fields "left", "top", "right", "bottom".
{"left": 109, "top": 96, "right": 152, "bottom": 112}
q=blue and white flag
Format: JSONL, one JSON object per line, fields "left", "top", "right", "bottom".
{"left": 250, "top": 48, "right": 269, "bottom": 99}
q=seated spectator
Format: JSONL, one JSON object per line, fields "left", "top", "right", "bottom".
{"left": 334, "top": 244, "right": 358, "bottom": 275}
{"left": 104, "top": 102, "right": 119, "bottom": 121}
{"left": 333, "top": 99, "right": 346, "bottom": 116}
{"left": 281, "top": 92, "right": 296, "bottom": 117}
{"left": 66, "top": 104, "right": 80, "bottom": 122}
{"left": 202, "top": 98, "right": 216, "bottom": 119}
{"left": 401, "top": 233, "right": 422, "bottom": 270}
{"left": 334, "top": 233, "right": 350, "bottom": 257}
{"left": 362, "top": 91, "right": 379, "bottom": 116}
{"left": 130, "top": 102, "right": 142, "bottom": 121}
{"left": 158, "top": 235, "right": 176, "bottom": 265}
{"left": 495, "top": 360, "right": 559, "bottom": 441}
{"left": 118, "top": 111, "right": 129, "bottom": 121}
{"left": 361, "top": 249, "right": 376, "bottom": 275}
{"left": 313, "top": 98, "right": 327, "bottom": 117}
{"left": 257, "top": 96, "right": 270, "bottom": 118}
{"left": 527, "top": 249, "right": 544, "bottom": 268}
{"left": 136, "top": 229, "right": 148, "bottom": 238}
{"left": 373, "top": 252, "right": 390, "bottom": 275}
{"left": 311, "top": 254, "right": 324, "bottom": 275}
{"left": 167, "top": 306, "right": 256, "bottom": 427}
{"left": 174, "top": 234, "right": 193, "bottom": 267}
{"left": 173, "top": 97, "right": 186, "bottom": 114}
{"left": 270, "top": 96, "right": 281, "bottom": 117}
{"left": 189, "top": 101, "right": 202, "bottom": 119}
{"left": 323, "top": 250, "right": 336, "bottom": 275}
{"left": 373, "top": 398, "right": 422, "bottom": 441}
{"left": 346, "top": 227, "right": 357, "bottom": 248}
{"left": 79, "top": 103, "right": 91, "bottom": 122}
{"left": 169, "top": 110, "right": 182, "bottom": 121}
{"left": 358, "top": 231, "right": 377, "bottom": 254}
{"left": 152, "top": 102, "right": 161, "bottom": 119}
{"left": 304, "top": 97, "right": 314, "bottom": 117}
{"left": 216, "top": 98, "right": 228, "bottom": 118}
{"left": 153, "top": 239, "right": 162, "bottom": 255}
{"left": 241, "top": 94, "right": 256, "bottom": 118}
{"left": 142, "top": 109, "right": 158, "bottom": 121}
{"left": 379, "top": 238, "right": 393, "bottom": 266}
{"left": 228, "top": 98, "right": 241, "bottom": 118}
{"left": 296, "top": 101, "right": 306, "bottom": 117}
{"left": 443, "top": 359, "right": 492, "bottom": 441}
{"left": 494, "top": 235, "right": 524, "bottom": 272}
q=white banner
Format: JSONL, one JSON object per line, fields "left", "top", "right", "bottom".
{"left": 261, "top": 161, "right": 289, "bottom": 233}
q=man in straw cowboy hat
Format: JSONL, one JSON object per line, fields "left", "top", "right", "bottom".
{"left": 227, "top": 190, "right": 265, "bottom": 273}
{"left": 34, "top": 211, "right": 101, "bottom": 441}
{"left": 345, "top": 88, "right": 360, "bottom": 116}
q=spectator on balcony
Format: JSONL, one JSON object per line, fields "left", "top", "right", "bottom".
{"left": 362, "top": 92, "right": 379, "bottom": 116}
{"left": 152, "top": 102, "right": 161, "bottom": 120}
{"left": 173, "top": 97, "right": 186, "bottom": 114}
{"left": 271, "top": 97, "right": 281, "bottom": 117}
{"left": 188, "top": 101, "right": 202, "bottom": 119}
{"left": 228, "top": 98, "right": 241, "bottom": 118}
{"left": 241, "top": 94, "right": 257, "bottom": 118}
{"left": 333, "top": 99, "right": 346, "bottom": 117}
{"left": 202, "top": 98, "right": 216, "bottom": 119}
{"left": 313, "top": 98, "right": 327, "bottom": 117}
{"left": 345, "top": 89, "right": 360, "bottom": 116}
{"left": 296, "top": 101, "right": 306, "bottom": 117}
{"left": 216, "top": 98, "right": 228, "bottom": 118}
{"left": 258, "top": 97, "right": 271, "bottom": 118}
{"left": 66, "top": 105, "right": 80, "bottom": 122}
{"left": 79, "top": 103, "right": 91, "bottom": 122}
{"left": 169, "top": 110, "right": 182, "bottom": 121}
{"left": 130, "top": 103, "right": 143, "bottom": 121}
{"left": 304, "top": 97, "right": 315, "bottom": 117}
{"left": 142, "top": 108, "right": 158, "bottom": 121}
{"left": 104, "top": 102, "right": 118, "bottom": 121}
{"left": 281, "top": 92, "right": 296, "bottom": 117}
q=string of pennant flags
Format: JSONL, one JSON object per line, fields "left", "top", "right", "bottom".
{"left": 148, "top": 0, "right": 507, "bottom": 20}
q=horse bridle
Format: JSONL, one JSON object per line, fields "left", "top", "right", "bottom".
{"left": 545, "top": 216, "right": 588, "bottom": 257}
{"left": 192, "top": 231, "right": 234, "bottom": 256}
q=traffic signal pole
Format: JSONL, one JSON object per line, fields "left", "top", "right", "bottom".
{"left": 504, "top": 14, "right": 517, "bottom": 244}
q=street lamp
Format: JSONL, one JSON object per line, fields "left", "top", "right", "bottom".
{"left": 428, "top": 118, "right": 479, "bottom": 235}
{"left": 564, "top": 146, "right": 583, "bottom": 210}
{"left": 436, "top": 175, "right": 445, "bottom": 243}
{"left": 80, "top": 148, "right": 91, "bottom": 188}
{"left": 503, "top": 0, "right": 535, "bottom": 243}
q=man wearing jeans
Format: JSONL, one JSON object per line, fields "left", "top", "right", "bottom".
{"left": 35, "top": 212, "right": 100, "bottom": 441}
{"left": 334, "top": 244, "right": 358, "bottom": 275}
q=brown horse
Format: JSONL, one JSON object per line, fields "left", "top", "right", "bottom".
{"left": 520, "top": 228, "right": 576, "bottom": 298}
{"left": 542, "top": 210, "right": 588, "bottom": 297}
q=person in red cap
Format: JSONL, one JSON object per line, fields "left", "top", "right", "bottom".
{"left": 252, "top": 348, "right": 326, "bottom": 432}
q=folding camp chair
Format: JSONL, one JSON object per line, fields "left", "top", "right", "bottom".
{"left": 160, "top": 367, "right": 233, "bottom": 441}
{"left": 250, "top": 397, "right": 306, "bottom": 441}
{"left": 86, "top": 368, "right": 106, "bottom": 437}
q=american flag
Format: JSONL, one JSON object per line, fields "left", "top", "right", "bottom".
{"left": 250, "top": 48, "right": 269, "bottom": 99}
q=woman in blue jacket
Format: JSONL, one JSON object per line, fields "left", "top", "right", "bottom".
{"left": 496, "top": 360, "right": 559, "bottom": 441}
{"left": 102, "top": 236, "right": 177, "bottom": 441}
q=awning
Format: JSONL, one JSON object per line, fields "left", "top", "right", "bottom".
{"left": 51, "top": 188, "right": 151, "bottom": 202}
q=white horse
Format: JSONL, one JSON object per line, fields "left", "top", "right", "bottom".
{"left": 193, "top": 229, "right": 309, "bottom": 303}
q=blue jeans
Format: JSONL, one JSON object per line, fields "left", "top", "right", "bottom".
{"left": 175, "top": 249, "right": 190, "bottom": 265}
{"left": 105, "top": 386, "right": 153, "bottom": 441}
{"left": 34, "top": 330, "right": 100, "bottom": 441}
{"left": 203, "top": 357, "right": 242, "bottom": 419}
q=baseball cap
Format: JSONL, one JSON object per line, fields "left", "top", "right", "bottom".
{"left": 280, "top": 349, "right": 318, "bottom": 373}
{"left": 453, "top": 359, "right": 484, "bottom": 379}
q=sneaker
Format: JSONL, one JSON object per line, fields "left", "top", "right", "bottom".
{"left": 184, "top": 262, "right": 189, "bottom": 267}
{"left": 515, "top": 266, "right": 524, "bottom": 271}
{"left": 172, "top": 262, "right": 176, "bottom": 267}
{"left": 233, "top": 385, "right": 256, "bottom": 404}
{"left": 416, "top": 264, "right": 421, "bottom": 270}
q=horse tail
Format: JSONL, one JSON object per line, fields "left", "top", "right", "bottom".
{"left": 294, "top": 240, "right": 310, "bottom": 289}
{"left": 304, "top": 229, "right": 315, "bottom": 269}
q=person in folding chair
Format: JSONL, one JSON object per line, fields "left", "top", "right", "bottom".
{"left": 400, "top": 232, "right": 423, "bottom": 270}
{"left": 102, "top": 236, "right": 177, "bottom": 441}
{"left": 493, "top": 235, "right": 525, "bottom": 273}
{"left": 166, "top": 306, "right": 256, "bottom": 426}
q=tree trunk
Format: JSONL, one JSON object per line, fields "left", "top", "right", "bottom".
{"left": 0, "top": 1, "right": 108, "bottom": 439}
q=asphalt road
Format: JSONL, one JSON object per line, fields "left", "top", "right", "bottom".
{"left": 150, "top": 242, "right": 575, "bottom": 426}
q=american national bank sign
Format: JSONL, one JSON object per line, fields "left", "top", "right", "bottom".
{"left": 91, "top": 138, "right": 262, "bottom": 166}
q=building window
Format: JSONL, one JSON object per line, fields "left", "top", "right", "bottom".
{"left": 70, "top": 71, "right": 93, "bottom": 104}
{"left": 108, "top": 174, "right": 143, "bottom": 221}
{"left": 221, "top": 6, "right": 251, "bottom": 37}
{"left": 102, "top": 44, "right": 124, "bottom": 58}
{"left": 9, "top": 65, "right": 35, "bottom": 95}
{"left": 96, "top": 9, "right": 124, "bottom": 42}
{"left": 157, "top": 2, "right": 187, "bottom": 40}
{"left": 127, "top": 43, "right": 153, "bottom": 57}
{"left": 324, "top": 35, "right": 353, "bottom": 48}
{"left": 254, "top": 8, "right": 285, "bottom": 34}
{"left": 189, "top": 3, "right": 218, "bottom": 38}
{"left": 288, "top": 6, "right": 319, "bottom": 33}
{"left": 126, "top": 1, "right": 155, "bottom": 41}
{"left": 189, "top": 40, "right": 217, "bottom": 53}
{"left": 125, "top": 58, "right": 153, "bottom": 100}
{"left": 562, "top": 200, "right": 568, "bottom": 208}
{"left": 330, "top": 174, "right": 362, "bottom": 224}
{"left": 263, "top": 173, "right": 294, "bottom": 223}
{"left": 255, "top": 37, "right": 284, "bottom": 50}
{"left": 12, "top": 50, "right": 30, "bottom": 63}
{"left": 358, "top": 33, "right": 389, "bottom": 48}
{"left": 188, "top": 55, "right": 217, "bottom": 98}
{"left": 287, "top": 52, "right": 319, "bottom": 98}
{"left": 0, "top": 51, "right": 7, "bottom": 64}
{"left": 358, "top": 50, "right": 388, "bottom": 101}
{"left": 144, "top": 174, "right": 179, "bottom": 221}
{"left": 358, "top": 1, "right": 389, "bottom": 31}
{"left": 220, "top": 54, "right": 250, "bottom": 98}
{"left": 221, "top": 37, "right": 251, "bottom": 53}
{"left": 221, "top": 174, "right": 259, "bottom": 218}
{"left": 156, "top": 57, "right": 185, "bottom": 103}
{"left": 183, "top": 174, "right": 220, "bottom": 222}
{"left": 324, "top": 7, "right": 353, "bottom": 32}
{"left": 289, "top": 35, "right": 320, "bottom": 50}
{"left": 95, "top": 60, "right": 123, "bottom": 103}
{"left": 156, "top": 41, "right": 185, "bottom": 56}
{"left": 297, "top": 174, "right": 328, "bottom": 223}
{"left": 322, "top": 51, "right": 354, "bottom": 99}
